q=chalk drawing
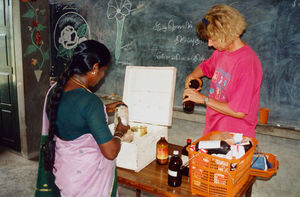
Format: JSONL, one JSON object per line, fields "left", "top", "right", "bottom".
{"left": 53, "top": 11, "right": 91, "bottom": 61}
{"left": 59, "top": 25, "right": 79, "bottom": 50}
{"left": 107, "top": 0, "right": 132, "bottom": 62}
{"left": 21, "top": 0, "right": 49, "bottom": 82}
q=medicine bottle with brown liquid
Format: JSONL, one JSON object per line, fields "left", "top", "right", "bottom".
{"left": 181, "top": 138, "right": 192, "bottom": 176}
{"left": 168, "top": 150, "right": 182, "bottom": 187}
{"left": 156, "top": 136, "right": 169, "bottom": 165}
{"left": 183, "top": 78, "right": 202, "bottom": 113}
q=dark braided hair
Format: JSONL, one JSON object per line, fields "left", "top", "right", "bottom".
{"left": 44, "top": 40, "right": 111, "bottom": 171}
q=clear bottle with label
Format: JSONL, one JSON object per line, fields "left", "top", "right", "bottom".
{"left": 168, "top": 150, "right": 182, "bottom": 187}
{"left": 114, "top": 104, "right": 129, "bottom": 127}
{"left": 156, "top": 136, "right": 169, "bottom": 165}
{"left": 181, "top": 138, "right": 192, "bottom": 176}
{"left": 183, "top": 78, "right": 202, "bottom": 113}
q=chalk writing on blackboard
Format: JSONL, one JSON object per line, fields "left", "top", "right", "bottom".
{"left": 152, "top": 20, "right": 201, "bottom": 46}
{"left": 155, "top": 52, "right": 205, "bottom": 63}
{"left": 152, "top": 20, "right": 193, "bottom": 33}
{"left": 292, "top": 0, "right": 300, "bottom": 7}
{"left": 150, "top": 19, "right": 205, "bottom": 63}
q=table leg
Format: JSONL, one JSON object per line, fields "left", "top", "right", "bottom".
{"left": 136, "top": 189, "right": 141, "bottom": 197}
{"left": 245, "top": 184, "right": 253, "bottom": 197}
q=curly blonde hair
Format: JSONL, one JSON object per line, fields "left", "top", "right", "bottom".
{"left": 196, "top": 4, "right": 247, "bottom": 50}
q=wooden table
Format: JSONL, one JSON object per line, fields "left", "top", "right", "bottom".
{"left": 117, "top": 143, "right": 256, "bottom": 197}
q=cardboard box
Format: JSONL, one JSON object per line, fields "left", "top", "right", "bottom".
{"left": 109, "top": 66, "right": 177, "bottom": 172}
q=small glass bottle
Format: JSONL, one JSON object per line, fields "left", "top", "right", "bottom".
{"left": 183, "top": 78, "right": 202, "bottom": 113}
{"left": 168, "top": 150, "right": 182, "bottom": 187}
{"left": 181, "top": 138, "right": 192, "bottom": 176}
{"left": 114, "top": 104, "right": 129, "bottom": 127}
{"left": 156, "top": 136, "right": 169, "bottom": 165}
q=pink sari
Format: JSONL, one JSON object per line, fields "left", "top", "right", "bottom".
{"left": 53, "top": 134, "right": 116, "bottom": 197}
{"left": 43, "top": 84, "right": 118, "bottom": 197}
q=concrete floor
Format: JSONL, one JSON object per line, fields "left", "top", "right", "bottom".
{"left": 1, "top": 114, "right": 300, "bottom": 197}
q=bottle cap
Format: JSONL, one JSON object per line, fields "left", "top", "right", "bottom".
{"left": 187, "top": 139, "right": 192, "bottom": 143}
{"left": 189, "top": 79, "right": 200, "bottom": 89}
{"left": 173, "top": 150, "right": 179, "bottom": 155}
{"left": 116, "top": 103, "right": 128, "bottom": 107}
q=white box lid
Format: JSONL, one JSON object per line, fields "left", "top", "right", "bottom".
{"left": 123, "top": 66, "right": 177, "bottom": 127}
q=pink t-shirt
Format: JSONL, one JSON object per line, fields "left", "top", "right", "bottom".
{"left": 200, "top": 45, "right": 262, "bottom": 138}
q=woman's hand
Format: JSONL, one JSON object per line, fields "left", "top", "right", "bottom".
{"left": 183, "top": 90, "right": 247, "bottom": 119}
{"left": 105, "top": 101, "right": 124, "bottom": 113}
{"left": 115, "top": 117, "right": 130, "bottom": 136}
{"left": 182, "top": 88, "right": 206, "bottom": 104}
{"left": 99, "top": 117, "right": 130, "bottom": 160}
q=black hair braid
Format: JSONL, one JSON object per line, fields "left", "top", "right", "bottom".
{"left": 44, "top": 66, "right": 73, "bottom": 172}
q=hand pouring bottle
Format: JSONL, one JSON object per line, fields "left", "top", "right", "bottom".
{"left": 183, "top": 78, "right": 202, "bottom": 113}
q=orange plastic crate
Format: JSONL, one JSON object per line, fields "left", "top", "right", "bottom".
{"left": 187, "top": 131, "right": 258, "bottom": 197}
{"left": 250, "top": 153, "right": 279, "bottom": 178}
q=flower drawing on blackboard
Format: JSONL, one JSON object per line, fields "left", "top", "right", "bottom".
{"left": 107, "top": 0, "right": 132, "bottom": 61}
{"left": 59, "top": 25, "right": 79, "bottom": 50}
{"left": 54, "top": 12, "right": 90, "bottom": 61}
{"left": 21, "top": 0, "right": 49, "bottom": 81}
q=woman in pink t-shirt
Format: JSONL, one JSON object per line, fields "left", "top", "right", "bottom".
{"left": 183, "top": 5, "right": 262, "bottom": 138}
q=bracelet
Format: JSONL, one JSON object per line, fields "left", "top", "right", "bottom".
{"left": 114, "top": 131, "right": 124, "bottom": 137}
{"left": 204, "top": 97, "right": 209, "bottom": 106}
{"left": 114, "top": 135, "right": 122, "bottom": 141}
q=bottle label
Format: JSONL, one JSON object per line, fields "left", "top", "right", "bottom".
{"left": 198, "top": 140, "right": 221, "bottom": 149}
{"left": 168, "top": 169, "right": 177, "bottom": 177}
{"left": 157, "top": 148, "right": 168, "bottom": 159}
{"left": 181, "top": 155, "right": 189, "bottom": 166}
{"left": 114, "top": 105, "right": 128, "bottom": 126}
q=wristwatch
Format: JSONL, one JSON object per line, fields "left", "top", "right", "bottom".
{"left": 204, "top": 97, "right": 209, "bottom": 106}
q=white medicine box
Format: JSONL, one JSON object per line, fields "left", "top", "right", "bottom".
{"left": 109, "top": 66, "right": 177, "bottom": 172}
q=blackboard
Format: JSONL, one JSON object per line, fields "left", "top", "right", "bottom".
{"left": 49, "top": 0, "right": 300, "bottom": 128}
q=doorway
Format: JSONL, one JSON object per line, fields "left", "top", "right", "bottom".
{"left": 0, "top": 0, "right": 21, "bottom": 151}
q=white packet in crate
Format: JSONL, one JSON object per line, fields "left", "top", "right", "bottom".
{"left": 230, "top": 144, "right": 245, "bottom": 159}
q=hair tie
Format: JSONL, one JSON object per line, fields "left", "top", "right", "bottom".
{"left": 202, "top": 18, "right": 209, "bottom": 25}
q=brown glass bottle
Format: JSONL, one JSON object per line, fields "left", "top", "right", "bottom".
{"left": 156, "top": 136, "right": 169, "bottom": 165}
{"left": 168, "top": 150, "right": 182, "bottom": 187}
{"left": 183, "top": 79, "right": 202, "bottom": 113}
{"left": 181, "top": 138, "right": 192, "bottom": 176}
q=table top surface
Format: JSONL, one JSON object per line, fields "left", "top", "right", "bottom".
{"left": 117, "top": 143, "right": 256, "bottom": 197}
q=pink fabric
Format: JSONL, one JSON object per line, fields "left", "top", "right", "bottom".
{"left": 42, "top": 83, "right": 56, "bottom": 135}
{"left": 200, "top": 45, "right": 262, "bottom": 138}
{"left": 53, "top": 134, "right": 116, "bottom": 197}
{"left": 103, "top": 104, "right": 109, "bottom": 124}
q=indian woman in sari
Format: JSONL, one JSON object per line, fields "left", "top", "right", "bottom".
{"left": 35, "top": 40, "right": 129, "bottom": 197}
